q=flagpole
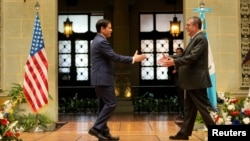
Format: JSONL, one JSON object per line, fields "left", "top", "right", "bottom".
{"left": 29, "top": 1, "right": 44, "bottom": 133}
{"left": 193, "top": 0, "right": 217, "bottom": 109}
{"left": 29, "top": 114, "right": 44, "bottom": 133}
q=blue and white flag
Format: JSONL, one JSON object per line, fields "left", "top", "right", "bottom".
{"left": 206, "top": 38, "right": 217, "bottom": 108}
{"left": 194, "top": 6, "right": 217, "bottom": 108}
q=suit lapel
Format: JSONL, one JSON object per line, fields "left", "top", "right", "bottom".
{"left": 183, "top": 32, "right": 202, "bottom": 54}
{"left": 183, "top": 40, "right": 193, "bottom": 55}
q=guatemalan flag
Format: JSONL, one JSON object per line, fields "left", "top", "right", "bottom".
{"left": 206, "top": 36, "right": 217, "bottom": 108}
{"left": 194, "top": 6, "right": 217, "bottom": 108}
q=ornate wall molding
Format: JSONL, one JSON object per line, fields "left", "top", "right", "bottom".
{"left": 241, "top": 0, "right": 250, "bottom": 88}
{"left": 0, "top": 0, "right": 2, "bottom": 91}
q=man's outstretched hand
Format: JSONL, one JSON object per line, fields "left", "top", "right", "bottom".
{"left": 133, "top": 50, "right": 147, "bottom": 62}
{"left": 157, "top": 53, "right": 175, "bottom": 67}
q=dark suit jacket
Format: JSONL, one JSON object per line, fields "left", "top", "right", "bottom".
{"left": 90, "top": 33, "right": 133, "bottom": 86}
{"left": 173, "top": 32, "right": 212, "bottom": 90}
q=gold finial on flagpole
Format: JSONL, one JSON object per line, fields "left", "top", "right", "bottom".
{"left": 35, "top": 1, "right": 40, "bottom": 10}
{"left": 199, "top": 0, "right": 205, "bottom": 8}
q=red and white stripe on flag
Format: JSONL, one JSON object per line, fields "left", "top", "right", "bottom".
{"left": 23, "top": 11, "right": 48, "bottom": 113}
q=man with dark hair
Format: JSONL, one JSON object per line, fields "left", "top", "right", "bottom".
{"left": 158, "top": 16, "right": 215, "bottom": 140}
{"left": 173, "top": 47, "right": 185, "bottom": 122}
{"left": 88, "top": 19, "right": 146, "bottom": 141}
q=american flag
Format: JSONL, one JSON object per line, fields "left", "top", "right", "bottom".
{"left": 23, "top": 12, "right": 49, "bottom": 113}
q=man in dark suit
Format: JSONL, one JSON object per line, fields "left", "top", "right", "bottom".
{"left": 158, "top": 16, "right": 215, "bottom": 140}
{"left": 172, "top": 47, "right": 185, "bottom": 122}
{"left": 88, "top": 19, "right": 146, "bottom": 141}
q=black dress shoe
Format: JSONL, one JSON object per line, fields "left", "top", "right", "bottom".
{"left": 105, "top": 134, "right": 120, "bottom": 140}
{"left": 169, "top": 132, "right": 189, "bottom": 140}
{"left": 98, "top": 133, "right": 120, "bottom": 141}
{"left": 176, "top": 114, "right": 184, "bottom": 120}
{"left": 88, "top": 127, "right": 108, "bottom": 140}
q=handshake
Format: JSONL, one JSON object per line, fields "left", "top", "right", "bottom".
{"left": 157, "top": 53, "right": 175, "bottom": 67}
{"left": 132, "top": 51, "right": 175, "bottom": 67}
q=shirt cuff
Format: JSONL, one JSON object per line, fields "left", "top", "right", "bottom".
{"left": 132, "top": 57, "right": 135, "bottom": 64}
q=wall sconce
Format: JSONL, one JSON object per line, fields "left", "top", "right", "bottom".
{"left": 170, "top": 15, "right": 181, "bottom": 37}
{"left": 64, "top": 17, "right": 73, "bottom": 38}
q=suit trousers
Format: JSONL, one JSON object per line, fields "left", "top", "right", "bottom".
{"left": 176, "top": 86, "right": 184, "bottom": 114}
{"left": 93, "top": 86, "right": 117, "bottom": 134}
{"left": 179, "top": 88, "right": 215, "bottom": 136}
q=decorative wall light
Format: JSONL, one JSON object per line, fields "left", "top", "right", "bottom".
{"left": 64, "top": 17, "right": 73, "bottom": 38}
{"left": 170, "top": 14, "right": 181, "bottom": 37}
{"left": 63, "top": 17, "right": 73, "bottom": 37}
{"left": 169, "top": 0, "right": 181, "bottom": 37}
